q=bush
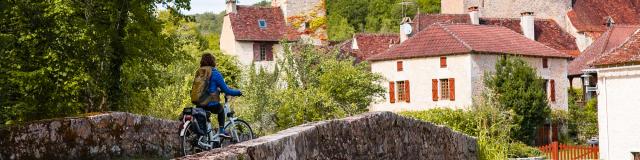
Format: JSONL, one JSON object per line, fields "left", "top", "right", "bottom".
{"left": 401, "top": 97, "right": 542, "bottom": 159}
{"left": 484, "top": 56, "right": 551, "bottom": 144}
{"left": 237, "top": 43, "right": 385, "bottom": 135}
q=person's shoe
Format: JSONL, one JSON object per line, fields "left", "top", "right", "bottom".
{"left": 218, "top": 132, "right": 232, "bottom": 138}
{"left": 218, "top": 128, "right": 231, "bottom": 138}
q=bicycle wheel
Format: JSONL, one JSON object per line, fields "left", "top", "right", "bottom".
{"left": 221, "top": 119, "right": 254, "bottom": 147}
{"left": 181, "top": 122, "right": 199, "bottom": 156}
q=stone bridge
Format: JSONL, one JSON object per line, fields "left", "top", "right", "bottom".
{"left": 0, "top": 112, "right": 477, "bottom": 160}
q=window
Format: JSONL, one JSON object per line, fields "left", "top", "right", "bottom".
{"left": 440, "top": 57, "right": 447, "bottom": 68}
{"left": 397, "top": 61, "right": 403, "bottom": 71}
{"left": 258, "top": 19, "right": 267, "bottom": 29}
{"left": 440, "top": 79, "right": 450, "bottom": 100}
{"left": 543, "top": 58, "right": 549, "bottom": 68}
{"left": 254, "top": 43, "right": 273, "bottom": 61}
{"left": 396, "top": 81, "right": 406, "bottom": 102}
{"left": 259, "top": 44, "right": 267, "bottom": 61}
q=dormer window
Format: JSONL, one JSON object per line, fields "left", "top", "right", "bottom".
{"left": 258, "top": 19, "right": 267, "bottom": 29}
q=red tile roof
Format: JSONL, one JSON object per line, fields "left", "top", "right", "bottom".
{"left": 340, "top": 33, "right": 399, "bottom": 62}
{"left": 229, "top": 6, "right": 296, "bottom": 41}
{"left": 568, "top": 0, "right": 640, "bottom": 32}
{"left": 368, "top": 24, "right": 571, "bottom": 61}
{"left": 481, "top": 18, "right": 579, "bottom": 52}
{"left": 413, "top": 14, "right": 470, "bottom": 33}
{"left": 569, "top": 25, "right": 640, "bottom": 75}
{"left": 412, "top": 14, "right": 578, "bottom": 55}
{"left": 593, "top": 27, "right": 640, "bottom": 66}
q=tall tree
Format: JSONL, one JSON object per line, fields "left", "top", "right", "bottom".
{"left": 484, "top": 56, "right": 551, "bottom": 144}
{"left": 0, "top": 0, "right": 192, "bottom": 123}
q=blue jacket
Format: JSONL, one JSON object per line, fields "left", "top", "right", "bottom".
{"left": 207, "top": 68, "right": 242, "bottom": 106}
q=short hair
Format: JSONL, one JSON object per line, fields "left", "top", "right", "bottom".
{"left": 200, "top": 53, "right": 216, "bottom": 67}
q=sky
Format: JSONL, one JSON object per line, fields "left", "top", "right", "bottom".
{"left": 181, "top": 0, "right": 266, "bottom": 14}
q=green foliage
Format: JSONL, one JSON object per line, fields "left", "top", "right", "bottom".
{"left": 484, "top": 56, "right": 551, "bottom": 144}
{"left": 0, "top": 0, "right": 192, "bottom": 123}
{"left": 0, "top": 1, "right": 241, "bottom": 123}
{"left": 237, "top": 43, "right": 385, "bottom": 135}
{"left": 326, "top": 0, "right": 440, "bottom": 40}
{"left": 401, "top": 96, "right": 542, "bottom": 159}
{"left": 191, "top": 12, "right": 225, "bottom": 35}
{"left": 567, "top": 88, "right": 598, "bottom": 144}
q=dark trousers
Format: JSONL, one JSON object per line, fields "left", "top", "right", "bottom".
{"left": 197, "top": 103, "right": 224, "bottom": 129}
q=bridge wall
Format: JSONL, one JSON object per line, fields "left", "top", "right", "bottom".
{"left": 179, "top": 111, "right": 478, "bottom": 160}
{"left": 0, "top": 112, "right": 181, "bottom": 160}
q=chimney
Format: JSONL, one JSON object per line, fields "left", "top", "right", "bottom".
{"left": 468, "top": 6, "right": 480, "bottom": 25}
{"left": 226, "top": 0, "right": 237, "bottom": 14}
{"left": 400, "top": 17, "right": 412, "bottom": 43}
{"left": 351, "top": 35, "right": 359, "bottom": 50}
{"left": 520, "top": 12, "right": 535, "bottom": 40}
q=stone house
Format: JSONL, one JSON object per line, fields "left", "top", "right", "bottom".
{"left": 440, "top": 0, "right": 640, "bottom": 51}
{"left": 568, "top": 25, "right": 640, "bottom": 102}
{"left": 219, "top": 0, "right": 326, "bottom": 70}
{"left": 367, "top": 23, "right": 571, "bottom": 112}
{"left": 590, "top": 26, "right": 640, "bottom": 160}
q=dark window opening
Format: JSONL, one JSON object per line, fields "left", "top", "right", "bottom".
{"left": 258, "top": 19, "right": 267, "bottom": 29}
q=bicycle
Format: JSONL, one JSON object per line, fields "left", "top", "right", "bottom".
{"left": 178, "top": 96, "right": 254, "bottom": 156}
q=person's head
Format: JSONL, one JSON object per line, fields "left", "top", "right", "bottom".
{"left": 200, "top": 53, "right": 216, "bottom": 67}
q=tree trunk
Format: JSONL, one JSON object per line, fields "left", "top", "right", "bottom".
{"left": 108, "top": 0, "right": 128, "bottom": 111}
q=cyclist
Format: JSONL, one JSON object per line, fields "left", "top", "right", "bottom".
{"left": 197, "top": 53, "right": 242, "bottom": 138}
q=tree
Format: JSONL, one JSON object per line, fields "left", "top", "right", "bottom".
{"left": 237, "top": 43, "right": 385, "bottom": 135}
{"left": 484, "top": 56, "right": 551, "bottom": 144}
{"left": 0, "top": 0, "right": 192, "bottom": 123}
{"left": 327, "top": 14, "right": 355, "bottom": 41}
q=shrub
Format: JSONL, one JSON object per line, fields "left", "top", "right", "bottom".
{"left": 484, "top": 56, "right": 551, "bottom": 144}
{"left": 400, "top": 98, "right": 542, "bottom": 159}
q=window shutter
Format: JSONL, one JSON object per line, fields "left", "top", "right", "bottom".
{"left": 253, "top": 43, "right": 260, "bottom": 61}
{"left": 432, "top": 79, "right": 438, "bottom": 101}
{"left": 389, "top": 82, "right": 395, "bottom": 103}
{"left": 543, "top": 58, "right": 549, "bottom": 68}
{"left": 266, "top": 43, "right": 274, "bottom": 61}
{"left": 440, "top": 57, "right": 447, "bottom": 68}
{"left": 449, "top": 78, "right": 455, "bottom": 101}
{"left": 550, "top": 79, "right": 556, "bottom": 102}
{"left": 397, "top": 61, "right": 403, "bottom": 71}
{"left": 404, "top": 80, "right": 410, "bottom": 103}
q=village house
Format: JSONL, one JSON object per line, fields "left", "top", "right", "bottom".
{"left": 367, "top": 23, "right": 571, "bottom": 112}
{"left": 219, "top": 0, "right": 326, "bottom": 70}
{"left": 568, "top": 25, "right": 640, "bottom": 102}
{"left": 585, "top": 25, "right": 640, "bottom": 160}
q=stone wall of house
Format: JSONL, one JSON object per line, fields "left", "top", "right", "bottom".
{"left": 0, "top": 112, "right": 181, "bottom": 160}
{"left": 441, "top": 0, "right": 578, "bottom": 43}
{"left": 178, "top": 112, "right": 478, "bottom": 160}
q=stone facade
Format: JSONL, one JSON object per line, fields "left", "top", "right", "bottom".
{"left": 440, "top": 0, "right": 599, "bottom": 50}
{"left": 178, "top": 112, "right": 478, "bottom": 160}
{"left": 0, "top": 112, "right": 181, "bottom": 160}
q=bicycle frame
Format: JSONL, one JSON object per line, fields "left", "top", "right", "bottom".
{"left": 178, "top": 96, "right": 241, "bottom": 149}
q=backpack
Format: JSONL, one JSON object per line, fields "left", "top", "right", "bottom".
{"left": 190, "top": 66, "right": 220, "bottom": 106}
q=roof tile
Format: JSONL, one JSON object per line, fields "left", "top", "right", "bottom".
{"left": 340, "top": 33, "right": 399, "bottom": 62}
{"left": 569, "top": 0, "right": 640, "bottom": 32}
{"left": 569, "top": 25, "right": 640, "bottom": 75}
{"left": 368, "top": 24, "right": 571, "bottom": 61}
{"left": 229, "top": 6, "right": 296, "bottom": 41}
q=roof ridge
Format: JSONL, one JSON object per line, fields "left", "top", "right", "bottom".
{"left": 439, "top": 24, "right": 473, "bottom": 51}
